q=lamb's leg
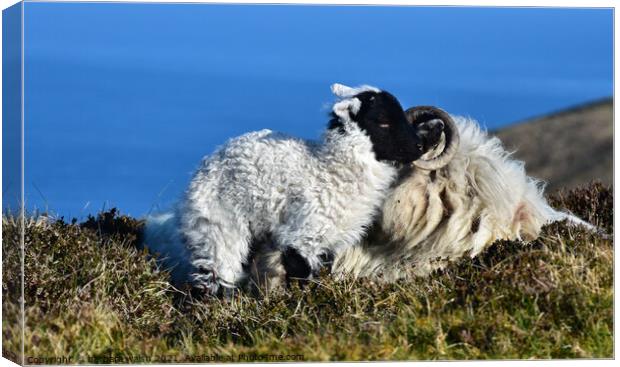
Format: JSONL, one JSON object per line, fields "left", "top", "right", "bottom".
{"left": 247, "top": 241, "right": 287, "bottom": 295}
{"left": 250, "top": 245, "right": 334, "bottom": 290}
{"left": 274, "top": 218, "right": 342, "bottom": 281}
{"left": 280, "top": 246, "right": 335, "bottom": 282}
{"left": 181, "top": 211, "right": 251, "bottom": 295}
{"left": 282, "top": 248, "right": 312, "bottom": 281}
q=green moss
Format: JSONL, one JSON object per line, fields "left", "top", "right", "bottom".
{"left": 2, "top": 183, "right": 613, "bottom": 362}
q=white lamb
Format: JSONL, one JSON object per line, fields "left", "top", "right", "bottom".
{"left": 144, "top": 84, "right": 448, "bottom": 294}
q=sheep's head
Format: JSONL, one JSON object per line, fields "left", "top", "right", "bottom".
{"left": 406, "top": 106, "right": 461, "bottom": 171}
{"left": 329, "top": 83, "right": 426, "bottom": 164}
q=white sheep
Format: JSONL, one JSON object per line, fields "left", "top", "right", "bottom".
{"left": 249, "top": 106, "right": 597, "bottom": 288}
{"left": 144, "top": 84, "right": 447, "bottom": 294}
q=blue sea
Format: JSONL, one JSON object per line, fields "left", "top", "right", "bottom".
{"left": 2, "top": 3, "right": 613, "bottom": 219}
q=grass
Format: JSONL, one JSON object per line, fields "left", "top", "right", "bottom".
{"left": 2, "top": 182, "right": 613, "bottom": 363}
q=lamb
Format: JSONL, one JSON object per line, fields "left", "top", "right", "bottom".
{"left": 249, "top": 106, "right": 599, "bottom": 289}
{"left": 143, "top": 84, "right": 451, "bottom": 295}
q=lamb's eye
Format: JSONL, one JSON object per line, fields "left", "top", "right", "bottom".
{"left": 379, "top": 123, "right": 390, "bottom": 128}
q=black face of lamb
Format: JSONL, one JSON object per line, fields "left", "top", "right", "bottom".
{"left": 330, "top": 91, "right": 425, "bottom": 164}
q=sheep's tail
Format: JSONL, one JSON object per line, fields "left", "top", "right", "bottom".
{"left": 546, "top": 207, "right": 610, "bottom": 239}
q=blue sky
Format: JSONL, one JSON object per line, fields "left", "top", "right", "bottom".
{"left": 9, "top": 2, "right": 614, "bottom": 218}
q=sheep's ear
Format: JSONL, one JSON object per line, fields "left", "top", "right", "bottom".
{"left": 512, "top": 201, "right": 545, "bottom": 241}
{"left": 332, "top": 98, "right": 361, "bottom": 121}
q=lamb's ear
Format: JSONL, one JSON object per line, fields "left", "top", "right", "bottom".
{"left": 331, "top": 83, "right": 356, "bottom": 98}
{"left": 331, "top": 83, "right": 381, "bottom": 98}
{"left": 332, "top": 98, "right": 361, "bottom": 121}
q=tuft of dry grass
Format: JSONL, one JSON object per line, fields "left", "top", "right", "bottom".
{"left": 2, "top": 183, "right": 613, "bottom": 363}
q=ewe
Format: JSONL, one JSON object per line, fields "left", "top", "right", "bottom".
{"left": 250, "top": 106, "right": 596, "bottom": 288}
{"left": 144, "top": 84, "right": 451, "bottom": 295}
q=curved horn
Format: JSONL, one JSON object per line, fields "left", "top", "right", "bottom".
{"left": 406, "top": 106, "right": 460, "bottom": 171}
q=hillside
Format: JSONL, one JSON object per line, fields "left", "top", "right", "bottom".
{"left": 494, "top": 98, "right": 613, "bottom": 192}
{"left": 2, "top": 183, "right": 613, "bottom": 362}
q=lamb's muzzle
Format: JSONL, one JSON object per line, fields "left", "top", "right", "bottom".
{"left": 408, "top": 106, "right": 461, "bottom": 171}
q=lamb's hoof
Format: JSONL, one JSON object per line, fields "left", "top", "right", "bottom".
{"left": 189, "top": 285, "right": 212, "bottom": 301}
{"left": 190, "top": 270, "right": 220, "bottom": 296}
{"left": 317, "top": 251, "right": 334, "bottom": 274}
